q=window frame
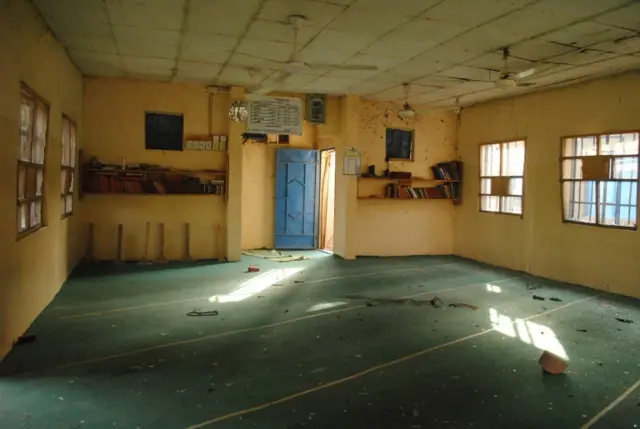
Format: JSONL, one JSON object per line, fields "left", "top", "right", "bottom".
{"left": 559, "top": 131, "right": 639, "bottom": 231}
{"left": 385, "top": 128, "right": 414, "bottom": 161}
{"left": 478, "top": 139, "right": 526, "bottom": 217}
{"left": 17, "top": 83, "right": 50, "bottom": 239}
{"left": 61, "top": 115, "right": 76, "bottom": 219}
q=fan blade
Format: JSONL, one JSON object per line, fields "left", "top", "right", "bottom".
{"left": 516, "top": 67, "right": 536, "bottom": 79}
{"left": 305, "top": 63, "right": 379, "bottom": 71}
{"left": 274, "top": 71, "right": 292, "bottom": 84}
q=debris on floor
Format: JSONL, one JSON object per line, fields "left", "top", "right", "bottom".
{"left": 247, "top": 264, "right": 260, "bottom": 273}
{"left": 576, "top": 329, "right": 588, "bottom": 333}
{"left": 533, "top": 295, "right": 545, "bottom": 301}
{"left": 13, "top": 333, "right": 36, "bottom": 346}
{"left": 615, "top": 317, "right": 634, "bottom": 323}
{"left": 187, "top": 310, "right": 219, "bottom": 317}
{"left": 448, "top": 303, "right": 478, "bottom": 310}
{"left": 526, "top": 283, "right": 541, "bottom": 290}
{"left": 430, "top": 297, "right": 444, "bottom": 308}
{"left": 242, "top": 249, "right": 310, "bottom": 262}
{"left": 549, "top": 297, "right": 563, "bottom": 302}
{"left": 538, "top": 350, "right": 568, "bottom": 375}
{"left": 294, "top": 280, "right": 305, "bottom": 283}
{"left": 344, "top": 294, "right": 444, "bottom": 307}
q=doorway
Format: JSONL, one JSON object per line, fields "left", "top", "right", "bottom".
{"left": 318, "top": 148, "right": 335, "bottom": 252}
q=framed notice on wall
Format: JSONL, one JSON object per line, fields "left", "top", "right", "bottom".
{"left": 343, "top": 147, "right": 361, "bottom": 175}
{"left": 247, "top": 96, "right": 303, "bottom": 136}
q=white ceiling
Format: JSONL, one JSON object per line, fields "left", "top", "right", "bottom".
{"left": 34, "top": 0, "right": 640, "bottom": 106}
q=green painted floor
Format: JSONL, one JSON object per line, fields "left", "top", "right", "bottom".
{"left": 0, "top": 254, "right": 638, "bottom": 429}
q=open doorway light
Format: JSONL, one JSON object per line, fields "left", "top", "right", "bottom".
{"left": 318, "top": 149, "right": 335, "bottom": 252}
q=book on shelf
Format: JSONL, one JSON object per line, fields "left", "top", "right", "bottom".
{"left": 384, "top": 183, "right": 452, "bottom": 199}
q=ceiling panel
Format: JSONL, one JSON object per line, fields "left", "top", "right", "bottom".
{"left": 188, "top": 0, "right": 262, "bottom": 36}
{"left": 465, "top": 53, "right": 537, "bottom": 72}
{"left": 181, "top": 33, "right": 237, "bottom": 63}
{"left": 351, "top": 0, "right": 443, "bottom": 17}
{"left": 367, "top": 84, "right": 434, "bottom": 101}
{"left": 175, "top": 61, "right": 223, "bottom": 83}
{"left": 113, "top": 27, "right": 181, "bottom": 59}
{"left": 543, "top": 21, "right": 636, "bottom": 47}
{"left": 422, "top": 0, "right": 536, "bottom": 27}
{"left": 386, "top": 18, "right": 469, "bottom": 44}
{"left": 362, "top": 37, "right": 436, "bottom": 59}
{"left": 258, "top": 0, "right": 346, "bottom": 28}
{"left": 328, "top": 8, "right": 410, "bottom": 36}
{"left": 236, "top": 38, "right": 293, "bottom": 62}
{"left": 594, "top": 2, "right": 640, "bottom": 31}
{"left": 218, "top": 66, "right": 259, "bottom": 86}
{"left": 69, "top": 51, "right": 124, "bottom": 77}
{"left": 245, "top": 19, "right": 322, "bottom": 45}
{"left": 303, "top": 30, "right": 378, "bottom": 55}
{"left": 62, "top": 36, "right": 119, "bottom": 55}
{"left": 546, "top": 49, "right": 618, "bottom": 66}
{"left": 344, "top": 54, "right": 403, "bottom": 72}
{"left": 106, "top": 0, "right": 186, "bottom": 30}
{"left": 412, "top": 75, "right": 469, "bottom": 88}
{"left": 589, "top": 36, "right": 640, "bottom": 55}
{"left": 32, "top": 0, "right": 640, "bottom": 103}
{"left": 34, "top": 0, "right": 108, "bottom": 25}
{"left": 227, "top": 53, "right": 286, "bottom": 71}
{"left": 438, "top": 66, "right": 495, "bottom": 82}
{"left": 123, "top": 56, "right": 174, "bottom": 72}
{"left": 489, "top": 0, "right": 633, "bottom": 42}
{"left": 299, "top": 46, "right": 354, "bottom": 65}
{"left": 347, "top": 80, "right": 394, "bottom": 96}
{"left": 508, "top": 40, "right": 579, "bottom": 61}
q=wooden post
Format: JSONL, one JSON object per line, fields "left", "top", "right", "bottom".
{"left": 157, "top": 223, "right": 167, "bottom": 262}
{"left": 85, "top": 222, "right": 94, "bottom": 261}
{"left": 116, "top": 224, "right": 123, "bottom": 262}
{"left": 216, "top": 223, "right": 225, "bottom": 262}
{"left": 138, "top": 222, "right": 152, "bottom": 265}
{"left": 184, "top": 222, "right": 192, "bottom": 260}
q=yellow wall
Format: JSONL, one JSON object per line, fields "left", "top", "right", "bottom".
{"left": 240, "top": 95, "right": 340, "bottom": 251}
{"left": 456, "top": 71, "right": 640, "bottom": 298}
{"left": 355, "top": 100, "right": 458, "bottom": 256}
{"left": 0, "top": 0, "right": 83, "bottom": 358}
{"left": 239, "top": 95, "right": 458, "bottom": 258}
{"left": 82, "top": 79, "right": 229, "bottom": 260}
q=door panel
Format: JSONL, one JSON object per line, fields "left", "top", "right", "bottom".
{"left": 275, "top": 148, "right": 319, "bottom": 249}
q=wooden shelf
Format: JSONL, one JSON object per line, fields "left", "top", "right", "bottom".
{"left": 84, "top": 168, "right": 227, "bottom": 175}
{"left": 358, "top": 176, "right": 458, "bottom": 182}
{"left": 83, "top": 192, "right": 225, "bottom": 196}
{"left": 358, "top": 196, "right": 451, "bottom": 200}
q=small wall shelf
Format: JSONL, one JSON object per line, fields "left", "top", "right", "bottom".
{"left": 357, "top": 161, "right": 463, "bottom": 203}
{"left": 82, "top": 164, "right": 227, "bottom": 196}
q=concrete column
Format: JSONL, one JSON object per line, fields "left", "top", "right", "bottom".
{"left": 333, "top": 94, "right": 360, "bottom": 260}
{"left": 226, "top": 86, "right": 246, "bottom": 261}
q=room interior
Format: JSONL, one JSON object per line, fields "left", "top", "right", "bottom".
{"left": 0, "top": 0, "right": 639, "bottom": 428}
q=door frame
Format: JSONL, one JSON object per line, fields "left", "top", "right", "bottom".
{"left": 316, "top": 147, "right": 336, "bottom": 250}
{"left": 274, "top": 147, "right": 320, "bottom": 250}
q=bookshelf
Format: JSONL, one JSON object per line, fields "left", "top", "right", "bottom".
{"left": 82, "top": 166, "right": 227, "bottom": 196}
{"left": 357, "top": 161, "right": 463, "bottom": 203}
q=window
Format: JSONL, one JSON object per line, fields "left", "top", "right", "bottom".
{"left": 479, "top": 140, "right": 525, "bottom": 215}
{"left": 18, "top": 85, "right": 49, "bottom": 236}
{"left": 145, "top": 112, "right": 184, "bottom": 151}
{"left": 61, "top": 116, "right": 76, "bottom": 217}
{"left": 385, "top": 128, "right": 413, "bottom": 160}
{"left": 561, "top": 132, "right": 638, "bottom": 229}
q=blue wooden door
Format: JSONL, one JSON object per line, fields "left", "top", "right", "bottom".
{"left": 275, "top": 148, "right": 319, "bottom": 249}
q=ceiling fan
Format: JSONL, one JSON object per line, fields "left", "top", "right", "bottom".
{"left": 252, "top": 15, "right": 379, "bottom": 91}
{"left": 491, "top": 47, "right": 537, "bottom": 89}
{"left": 392, "top": 84, "right": 462, "bottom": 119}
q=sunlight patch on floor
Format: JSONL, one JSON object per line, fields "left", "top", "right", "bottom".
{"left": 489, "top": 308, "right": 568, "bottom": 359}
{"left": 209, "top": 268, "right": 302, "bottom": 303}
